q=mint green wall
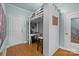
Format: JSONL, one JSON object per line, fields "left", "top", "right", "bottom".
{"left": 38, "top": 21, "right": 43, "bottom": 33}
{"left": 5, "top": 4, "right": 32, "bottom": 47}
{"left": 1, "top": 4, "right": 32, "bottom": 52}
{"left": 59, "top": 13, "right": 64, "bottom": 47}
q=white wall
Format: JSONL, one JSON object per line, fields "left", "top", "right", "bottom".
{"left": 59, "top": 13, "right": 64, "bottom": 47}
{"left": 43, "top": 4, "right": 59, "bottom": 56}
{"left": 43, "top": 4, "right": 49, "bottom": 56}
{"left": 64, "top": 10, "right": 79, "bottom": 54}
{"left": 48, "top": 4, "right": 59, "bottom": 55}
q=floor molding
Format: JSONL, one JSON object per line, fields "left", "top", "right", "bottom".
{"left": 51, "top": 47, "right": 59, "bottom": 56}
{"left": 5, "top": 41, "right": 28, "bottom": 56}
{"left": 60, "top": 46, "right": 79, "bottom": 54}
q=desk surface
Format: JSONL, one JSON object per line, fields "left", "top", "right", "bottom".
{"left": 30, "top": 34, "right": 37, "bottom": 36}
{"left": 38, "top": 36, "right": 43, "bottom": 39}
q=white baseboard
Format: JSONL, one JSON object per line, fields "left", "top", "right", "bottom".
{"left": 7, "top": 41, "right": 28, "bottom": 48}
{"left": 50, "top": 47, "right": 59, "bottom": 56}
{"left": 2, "top": 41, "right": 28, "bottom": 56}
{"left": 60, "top": 46, "right": 79, "bottom": 54}
{"left": 2, "top": 49, "right": 7, "bottom": 56}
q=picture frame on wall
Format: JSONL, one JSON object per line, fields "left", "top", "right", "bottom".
{"left": 71, "top": 18, "right": 79, "bottom": 44}
{"left": 52, "top": 16, "right": 58, "bottom": 25}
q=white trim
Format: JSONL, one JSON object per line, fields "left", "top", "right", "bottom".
{"left": 2, "top": 48, "right": 7, "bottom": 56}
{"left": 6, "top": 41, "right": 28, "bottom": 48}
{"left": 50, "top": 47, "right": 59, "bottom": 56}
{"left": 28, "top": 17, "right": 31, "bottom": 45}
{"left": 1, "top": 40, "right": 28, "bottom": 56}
{"left": 37, "top": 23, "right": 38, "bottom": 32}
{"left": 60, "top": 46, "right": 79, "bottom": 54}
{"left": 4, "top": 40, "right": 27, "bottom": 56}
{"left": 1, "top": 42, "right": 28, "bottom": 56}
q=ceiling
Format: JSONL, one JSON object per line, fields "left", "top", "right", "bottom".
{"left": 54, "top": 3, "right": 79, "bottom": 13}
{"left": 9, "top": 3, "right": 79, "bottom": 14}
{"left": 9, "top": 3, "right": 43, "bottom": 12}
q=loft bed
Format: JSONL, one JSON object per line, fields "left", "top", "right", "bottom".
{"left": 30, "top": 7, "right": 43, "bottom": 20}
{"left": 30, "top": 7, "right": 43, "bottom": 44}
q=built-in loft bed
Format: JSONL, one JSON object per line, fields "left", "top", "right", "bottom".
{"left": 29, "top": 8, "right": 43, "bottom": 53}
{"left": 30, "top": 7, "right": 43, "bottom": 20}
{"left": 29, "top": 7, "right": 43, "bottom": 41}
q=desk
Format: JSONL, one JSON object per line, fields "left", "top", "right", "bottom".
{"left": 37, "top": 36, "right": 43, "bottom": 54}
{"left": 30, "top": 34, "right": 37, "bottom": 36}
{"left": 30, "top": 34, "right": 37, "bottom": 43}
{"left": 38, "top": 37, "right": 43, "bottom": 39}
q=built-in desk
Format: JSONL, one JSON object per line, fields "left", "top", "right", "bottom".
{"left": 30, "top": 34, "right": 37, "bottom": 36}
{"left": 37, "top": 36, "right": 43, "bottom": 54}
{"left": 30, "top": 34, "right": 37, "bottom": 43}
{"left": 38, "top": 36, "right": 43, "bottom": 39}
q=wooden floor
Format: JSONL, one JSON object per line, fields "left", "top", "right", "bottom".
{"left": 6, "top": 43, "right": 79, "bottom": 56}
{"left": 0, "top": 52, "right": 2, "bottom": 56}
{"left": 6, "top": 42, "right": 42, "bottom": 56}
{"left": 53, "top": 48, "right": 79, "bottom": 56}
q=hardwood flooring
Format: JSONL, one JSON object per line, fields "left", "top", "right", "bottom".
{"left": 6, "top": 43, "right": 79, "bottom": 56}
{"left": 0, "top": 52, "right": 2, "bottom": 56}
{"left": 53, "top": 48, "right": 79, "bottom": 56}
{"left": 6, "top": 43, "right": 42, "bottom": 56}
